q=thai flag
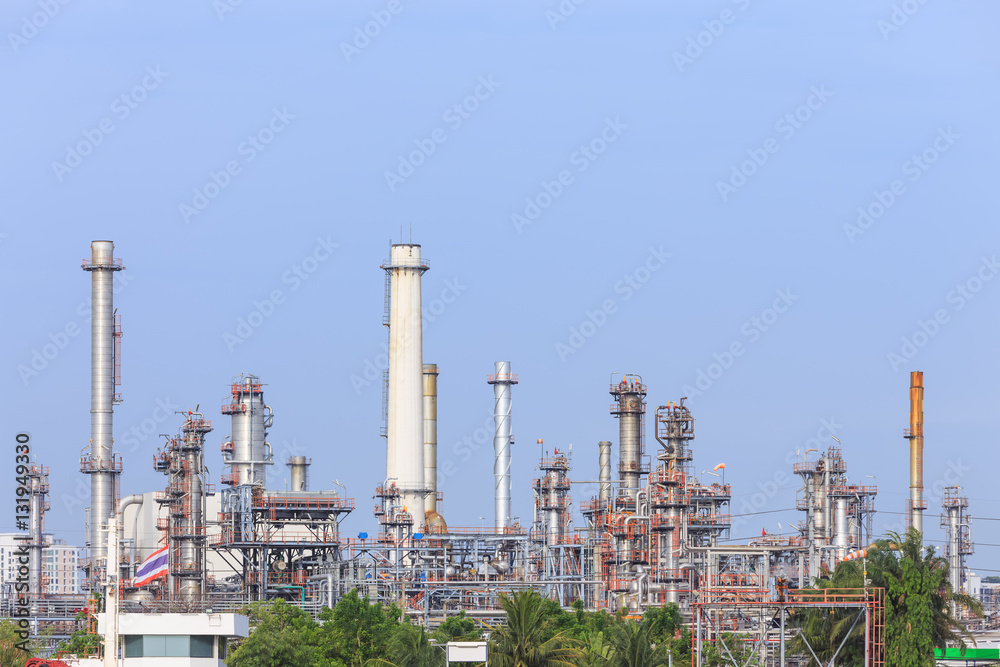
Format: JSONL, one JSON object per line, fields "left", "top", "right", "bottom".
{"left": 132, "top": 546, "right": 169, "bottom": 586}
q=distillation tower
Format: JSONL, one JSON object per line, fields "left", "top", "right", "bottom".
{"left": 941, "top": 486, "right": 973, "bottom": 601}
{"left": 26, "top": 463, "right": 51, "bottom": 599}
{"left": 154, "top": 411, "right": 213, "bottom": 600}
{"left": 79, "top": 240, "right": 124, "bottom": 588}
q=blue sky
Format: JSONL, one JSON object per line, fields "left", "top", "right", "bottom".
{"left": 2, "top": 1, "right": 998, "bottom": 576}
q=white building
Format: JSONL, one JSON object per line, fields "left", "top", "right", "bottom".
{"left": 0, "top": 533, "right": 82, "bottom": 595}
{"left": 60, "top": 613, "right": 249, "bottom": 667}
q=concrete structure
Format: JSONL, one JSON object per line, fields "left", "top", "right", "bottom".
{"left": 0, "top": 534, "right": 82, "bottom": 595}
{"left": 381, "top": 243, "right": 429, "bottom": 534}
{"left": 96, "top": 613, "right": 248, "bottom": 666}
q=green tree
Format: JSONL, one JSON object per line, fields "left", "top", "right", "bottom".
{"left": 317, "top": 589, "right": 402, "bottom": 667}
{"left": 578, "top": 630, "right": 614, "bottom": 667}
{"left": 432, "top": 611, "right": 481, "bottom": 643}
{"left": 489, "top": 590, "right": 582, "bottom": 667}
{"left": 55, "top": 611, "right": 102, "bottom": 659}
{"left": 227, "top": 599, "right": 323, "bottom": 667}
{"left": 792, "top": 529, "right": 983, "bottom": 667}
{"left": 0, "top": 619, "right": 35, "bottom": 667}
{"left": 608, "top": 619, "right": 668, "bottom": 667}
{"left": 366, "top": 622, "right": 444, "bottom": 667}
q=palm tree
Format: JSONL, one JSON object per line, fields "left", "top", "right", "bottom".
{"left": 489, "top": 591, "right": 582, "bottom": 667}
{"left": 791, "top": 529, "right": 983, "bottom": 667}
{"left": 608, "top": 619, "right": 668, "bottom": 667}
{"left": 579, "top": 630, "right": 614, "bottom": 667}
{"left": 365, "top": 623, "right": 444, "bottom": 667}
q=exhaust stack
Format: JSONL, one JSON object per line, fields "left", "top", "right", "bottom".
{"left": 489, "top": 362, "right": 518, "bottom": 531}
{"left": 423, "top": 364, "right": 445, "bottom": 528}
{"left": 382, "top": 244, "right": 429, "bottom": 532}
{"left": 905, "top": 371, "right": 925, "bottom": 534}
{"left": 80, "top": 240, "right": 124, "bottom": 585}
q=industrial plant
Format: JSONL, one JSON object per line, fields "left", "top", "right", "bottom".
{"left": 3, "top": 239, "right": 996, "bottom": 666}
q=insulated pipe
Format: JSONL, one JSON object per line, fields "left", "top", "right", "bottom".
{"left": 383, "top": 244, "right": 429, "bottom": 531}
{"left": 598, "top": 441, "right": 612, "bottom": 503}
{"left": 834, "top": 497, "right": 848, "bottom": 560}
{"left": 423, "top": 364, "right": 439, "bottom": 516}
{"left": 907, "top": 371, "right": 925, "bottom": 534}
{"left": 83, "top": 241, "right": 123, "bottom": 577}
{"left": 489, "top": 362, "right": 517, "bottom": 530}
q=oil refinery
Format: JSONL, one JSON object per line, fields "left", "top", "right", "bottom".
{"left": 4, "top": 239, "right": 997, "bottom": 665}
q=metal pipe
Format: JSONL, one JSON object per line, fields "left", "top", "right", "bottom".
{"left": 423, "top": 364, "right": 439, "bottom": 516}
{"left": 382, "top": 244, "right": 428, "bottom": 532}
{"left": 907, "top": 371, "right": 925, "bottom": 534}
{"left": 489, "top": 362, "right": 517, "bottom": 530}
{"left": 82, "top": 240, "right": 124, "bottom": 583}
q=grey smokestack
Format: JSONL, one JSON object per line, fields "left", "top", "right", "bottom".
{"left": 489, "top": 362, "right": 517, "bottom": 531}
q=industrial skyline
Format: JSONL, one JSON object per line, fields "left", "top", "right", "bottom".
{"left": 3, "top": 0, "right": 998, "bottom": 599}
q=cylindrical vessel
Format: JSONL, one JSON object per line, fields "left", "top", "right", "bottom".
{"left": 547, "top": 469, "right": 562, "bottom": 546}
{"left": 384, "top": 244, "right": 428, "bottom": 530}
{"left": 598, "top": 441, "right": 612, "bottom": 503}
{"left": 908, "top": 371, "right": 924, "bottom": 534}
{"left": 27, "top": 466, "right": 47, "bottom": 598}
{"left": 289, "top": 456, "right": 310, "bottom": 491}
{"left": 611, "top": 378, "right": 646, "bottom": 500}
{"left": 490, "top": 362, "right": 517, "bottom": 530}
{"left": 948, "top": 507, "right": 961, "bottom": 591}
{"left": 423, "top": 364, "right": 439, "bottom": 515}
{"left": 834, "top": 497, "right": 848, "bottom": 559}
{"left": 82, "top": 240, "right": 123, "bottom": 575}
{"left": 226, "top": 376, "right": 273, "bottom": 487}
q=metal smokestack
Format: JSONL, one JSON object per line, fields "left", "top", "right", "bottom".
{"left": 489, "top": 362, "right": 518, "bottom": 531}
{"left": 905, "top": 370, "right": 925, "bottom": 534}
{"left": 81, "top": 240, "right": 123, "bottom": 583}
{"left": 423, "top": 364, "right": 439, "bottom": 517}
{"left": 598, "top": 441, "right": 612, "bottom": 503}
{"left": 288, "top": 456, "right": 310, "bottom": 491}
{"left": 382, "top": 244, "right": 429, "bottom": 532}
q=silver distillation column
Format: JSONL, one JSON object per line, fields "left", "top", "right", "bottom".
{"left": 80, "top": 240, "right": 124, "bottom": 587}
{"left": 221, "top": 375, "right": 274, "bottom": 487}
{"left": 489, "top": 362, "right": 518, "bottom": 531}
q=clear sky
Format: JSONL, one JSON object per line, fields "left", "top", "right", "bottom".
{"left": 2, "top": 1, "right": 998, "bottom": 577}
